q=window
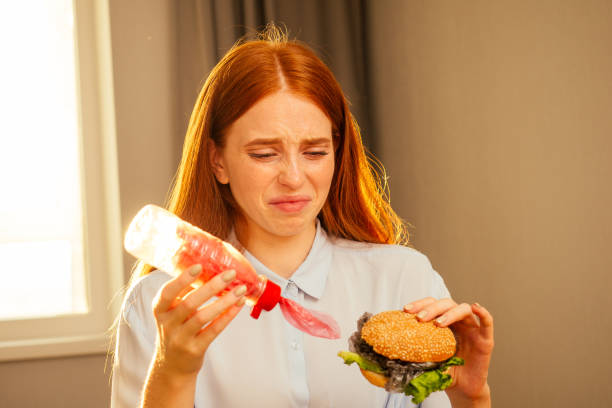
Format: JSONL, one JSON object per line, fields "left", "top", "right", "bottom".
{"left": 0, "top": 0, "right": 123, "bottom": 361}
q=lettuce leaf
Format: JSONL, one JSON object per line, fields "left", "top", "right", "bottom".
{"left": 338, "top": 351, "right": 465, "bottom": 404}
{"left": 439, "top": 356, "right": 464, "bottom": 371}
{"left": 337, "top": 351, "right": 385, "bottom": 374}
{"left": 403, "top": 356, "right": 465, "bottom": 404}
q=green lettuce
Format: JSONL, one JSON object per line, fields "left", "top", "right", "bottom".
{"left": 337, "top": 351, "right": 385, "bottom": 374}
{"left": 338, "top": 351, "right": 465, "bottom": 404}
{"left": 403, "top": 356, "right": 465, "bottom": 404}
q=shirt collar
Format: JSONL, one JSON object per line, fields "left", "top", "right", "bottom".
{"left": 227, "top": 220, "right": 332, "bottom": 300}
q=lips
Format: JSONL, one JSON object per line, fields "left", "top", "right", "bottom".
{"left": 269, "top": 196, "right": 311, "bottom": 213}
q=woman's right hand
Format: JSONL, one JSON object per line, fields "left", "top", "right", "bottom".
{"left": 150, "top": 264, "right": 246, "bottom": 378}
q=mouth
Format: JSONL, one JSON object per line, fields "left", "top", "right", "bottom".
{"left": 269, "top": 196, "right": 311, "bottom": 213}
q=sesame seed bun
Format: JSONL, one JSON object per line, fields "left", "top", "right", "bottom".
{"left": 361, "top": 310, "right": 456, "bottom": 363}
{"left": 359, "top": 368, "right": 387, "bottom": 388}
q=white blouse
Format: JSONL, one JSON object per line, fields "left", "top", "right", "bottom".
{"left": 111, "top": 222, "right": 452, "bottom": 408}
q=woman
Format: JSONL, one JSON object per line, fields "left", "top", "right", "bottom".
{"left": 112, "top": 27, "right": 493, "bottom": 408}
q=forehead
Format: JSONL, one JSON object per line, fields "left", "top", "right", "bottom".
{"left": 226, "top": 91, "right": 333, "bottom": 145}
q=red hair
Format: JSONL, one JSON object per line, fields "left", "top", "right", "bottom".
{"left": 137, "top": 27, "right": 408, "bottom": 277}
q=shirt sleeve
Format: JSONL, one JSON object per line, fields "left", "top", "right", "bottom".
{"left": 111, "top": 272, "right": 170, "bottom": 408}
{"left": 396, "top": 249, "right": 452, "bottom": 305}
{"left": 419, "top": 251, "right": 452, "bottom": 300}
{"left": 430, "top": 267, "right": 451, "bottom": 300}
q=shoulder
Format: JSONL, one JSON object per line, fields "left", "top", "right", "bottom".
{"left": 125, "top": 270, "right": 172, "bottom": 305}
{"left": 329, "top": 236, "right": 433, "bottom": 270}
{"left": 120, "top": 270, "right": 172, "bottom": 325}
{"left": 327, "top": 237, "right": 449, "bottom": 299}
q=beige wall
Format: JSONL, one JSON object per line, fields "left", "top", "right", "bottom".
{"left": 0, "top": 355, "right": 112, "bottom": 407}
{"left": 109, "top": 0, "right": 181, "bottom": 280}
{"left": 369, "top": 1, "right": 612, "bottom": 407}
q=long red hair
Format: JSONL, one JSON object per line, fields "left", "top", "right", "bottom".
{"left": 137, "top": 27, "right": 408, "bottom": 277}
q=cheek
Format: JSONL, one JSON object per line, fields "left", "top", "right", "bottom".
{"left": 314, "top": 157, "right": 335, "bottom": 190}
{"left": 229, "top": 161, "right": 276, "bottom": 199}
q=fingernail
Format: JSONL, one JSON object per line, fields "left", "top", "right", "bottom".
{"left": 236, "top": 297, "right": 246, "bottom": 306}
{"left": 436, "top": 315, "right": 447, "bottom": 325}
{"left": 187, "top": 264, "right": 202, "bottom": 276}
{"left": 404, "top": 304, "right": 414, "bottom": 312}
{"left": 417, "top": 310, "right": 428, "bottom": 320}
{"left": 222, "top": 269, "right": 236, "bottom": 282}
{"left": 233, "top": 284, "right": 247, "bottom": 296}
{"left": 473, "top": 302, "right": 482, "bottom": 308}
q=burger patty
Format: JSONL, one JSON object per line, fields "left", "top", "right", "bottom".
{"left": 348, "top": 312, "right": 442, "bottom": 393}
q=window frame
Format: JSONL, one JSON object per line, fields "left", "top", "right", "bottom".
{"left": 0, "top": 0, "right": 124, "bottom": 361}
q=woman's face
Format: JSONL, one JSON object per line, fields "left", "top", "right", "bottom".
{"left": 210, "top": 91, "right": 335, "bottom": 240}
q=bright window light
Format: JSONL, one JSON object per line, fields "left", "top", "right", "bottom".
{"left": 0, "top": 1, "right": 87, "bottom": 320}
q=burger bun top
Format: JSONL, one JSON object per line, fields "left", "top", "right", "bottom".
{"left": 361, "top": 310, "right": 456, "bottom": 362}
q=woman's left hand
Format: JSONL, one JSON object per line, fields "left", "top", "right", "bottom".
{"left": 404, "top": 298, "right": 494, "bottom": 407}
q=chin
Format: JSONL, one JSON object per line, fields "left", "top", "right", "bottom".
{"left": 264, "top": 215, "right": 317, "bottom": 237}
{"left": 269, "top": 222, "right": 311, "bottom": 237}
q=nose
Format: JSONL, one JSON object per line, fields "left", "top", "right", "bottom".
{"left": 278, "top": 155, "right": 305, "bottom": 189}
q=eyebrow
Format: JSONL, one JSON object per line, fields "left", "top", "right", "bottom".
{"left": 244, "top": 137, "right": 332, "bottom": 147}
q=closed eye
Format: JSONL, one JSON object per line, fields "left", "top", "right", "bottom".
{"left": 249, "top": 152, "right": 328, "bottom": 159}
{"left": 305, "top": 151, "right": 329, "bottom": 157}
{"left": 248, "top": 153, "right": 277, "bottom": 159}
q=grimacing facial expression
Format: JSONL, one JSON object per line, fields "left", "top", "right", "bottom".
{"left": 210, "top": 91, "right": 335, "bottom": 240}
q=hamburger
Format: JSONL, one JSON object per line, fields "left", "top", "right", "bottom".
{"left": 338, "top": 310, "right": 464, "bottom": 404}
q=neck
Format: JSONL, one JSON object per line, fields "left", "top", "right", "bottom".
{"left": 236, "top": 221, "right": 317, "bottom": 279}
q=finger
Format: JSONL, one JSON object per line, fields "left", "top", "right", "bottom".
{"left": 196, "top": 298, "right": 245, "bottom": 347}
{"left": 411, "top": 298, "right": 457, "bottom": 322}
{"left": 403, "top": 297, "right": 437, "bottom": 314}
{"left": 154, "top": 264, "right": 202, "bottom": 315}
{"left": 172, "top": 269, "right": 238, "bottom": 323}
{"left": 472, "top": 303, "right": 494, "bottom": 339}
{"left": 434, "top": 302, "right": 479, "bottom": 328}
{"left": 176, "top": 284, "right": 198, "bottom": 302}
{"left": 183, "top": 284, "right": 247, "bottom": 334}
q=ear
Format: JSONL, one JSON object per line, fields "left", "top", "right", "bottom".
{"left": 208, "top": 139, "right": 230, "bottom": 184}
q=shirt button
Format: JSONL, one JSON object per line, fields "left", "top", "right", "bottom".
{"left": 291, "top": 341, "right": 300, "bottom": 350}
